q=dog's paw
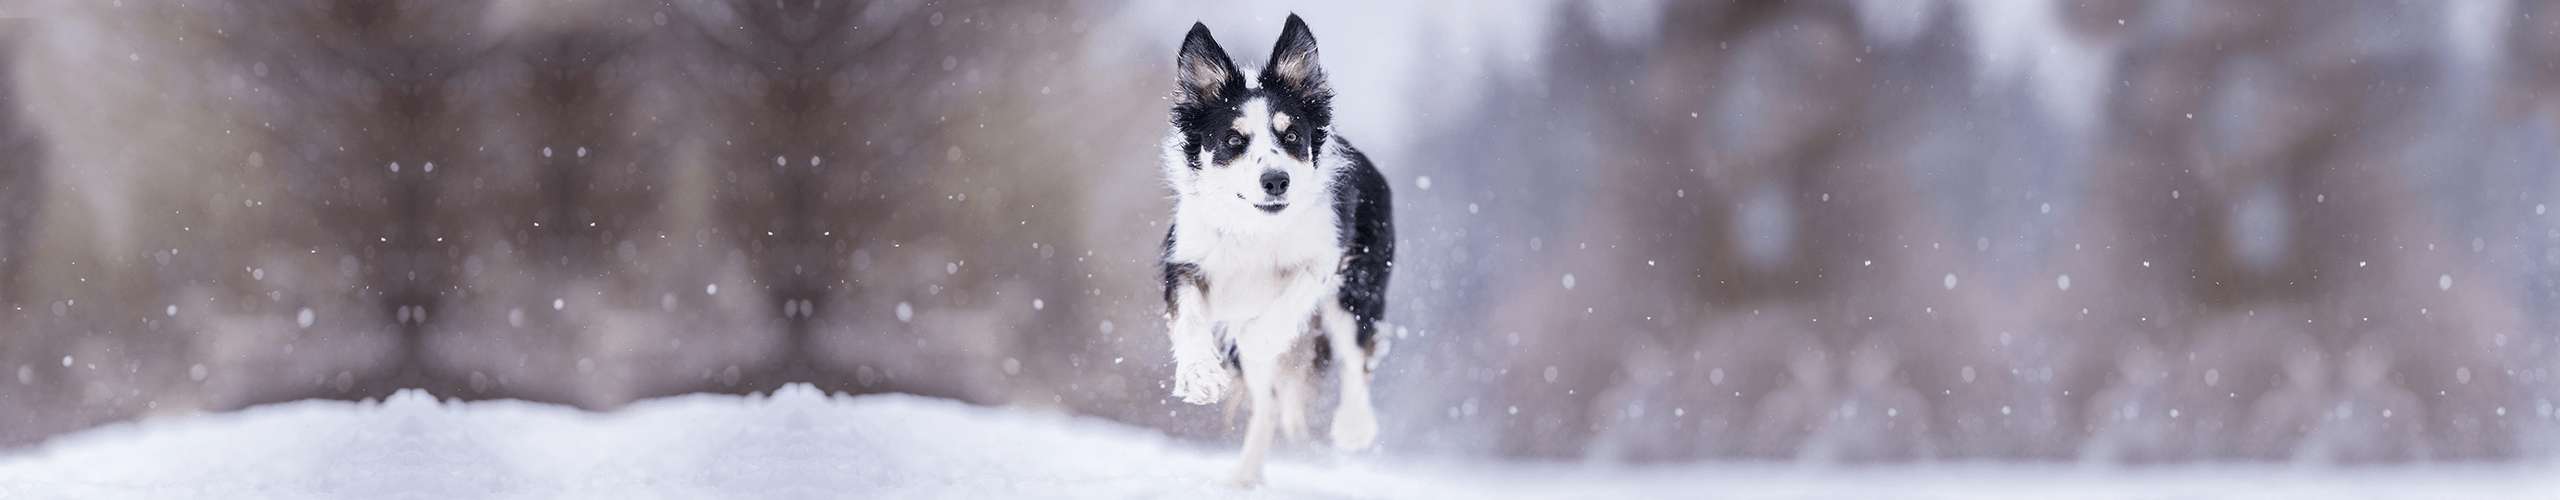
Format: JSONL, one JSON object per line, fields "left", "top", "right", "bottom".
{"left": 1330, "top": 404, "right": 1379, "bottom": 451}
{"left": 1170, "top": 358, "right": 1230, "bottom": 405}
{"left": 1221, "top": 464, "right": 1264, "bottom": 488}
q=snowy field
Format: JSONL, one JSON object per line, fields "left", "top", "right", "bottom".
{"left": 0, "top": 385, "right": 2550, "bottom": 500}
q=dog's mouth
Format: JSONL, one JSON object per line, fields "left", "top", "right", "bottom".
{"left": 1237, "top": 193, "right": 1288, "bottom": 213}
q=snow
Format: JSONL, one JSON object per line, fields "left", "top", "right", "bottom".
{"left": 7, "top": 386, "right": 2543, "bottom": 499}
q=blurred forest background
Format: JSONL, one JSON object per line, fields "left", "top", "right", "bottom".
{"left": 0, "top": 0, "right": 2556, "bottom": 464}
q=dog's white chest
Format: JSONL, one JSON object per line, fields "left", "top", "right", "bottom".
{"left": 1200, "top": 263, "right": 1301, "bottom": 322}
{"left": 1171, "top": 205, "right": 1340, "bottom": 324}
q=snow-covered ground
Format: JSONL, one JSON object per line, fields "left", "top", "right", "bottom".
{"left": 0, "top": 385, "right": 2552, "bottom": 500}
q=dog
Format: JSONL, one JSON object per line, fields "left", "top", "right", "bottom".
{"left": 1157, "top": 14, "right": 1394, "bottom": 487}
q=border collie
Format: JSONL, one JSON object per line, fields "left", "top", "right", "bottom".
{"left": 1158, "top": 14, "right": 1394, "bottom": 486}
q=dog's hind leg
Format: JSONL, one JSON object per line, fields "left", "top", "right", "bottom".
{"left": 1274, "top": 334, "right": 1318, "bottom": 444}
{"left": 1322, "top": 304, "right": 1379, "bottom": 451}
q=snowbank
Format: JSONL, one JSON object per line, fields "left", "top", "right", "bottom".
{"left": 0, "top": 385, "right": 2550, "bottom": 499}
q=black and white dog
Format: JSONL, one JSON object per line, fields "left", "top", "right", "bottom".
{"left": 1159, "top": 14, "right": 1393, "bottom": 486}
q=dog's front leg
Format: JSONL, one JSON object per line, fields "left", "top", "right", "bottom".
{"left": 1224, "top": 311, "right": 1300, "bottom": 487}
{"left": 1166, "top": 282, "right": 1230, "bottom": 405}
{"left": 1225, "top": 267, "right": 1335, "bottom": 486}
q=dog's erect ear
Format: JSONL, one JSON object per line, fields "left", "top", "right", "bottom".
{"left": 1176, "top": 22, "right": 1241, "bottom": 106}
{"left": 1264, "top": 14, "right": 1327, "bottom": 96}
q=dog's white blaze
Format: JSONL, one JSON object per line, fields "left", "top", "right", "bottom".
{"left": 1233, "top": 98, "right": 1271, "bottom": 145}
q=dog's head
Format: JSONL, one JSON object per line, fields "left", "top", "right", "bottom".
{"left": 1167, "top": 14, "right": 1335, "bottom": 220}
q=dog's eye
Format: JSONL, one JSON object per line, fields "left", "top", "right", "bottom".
{"left": 1279, "top": 128, "right": 1298, "bottom": 145}
{"left": 1223, "top": 132, "right": 1244, "bottom": 148}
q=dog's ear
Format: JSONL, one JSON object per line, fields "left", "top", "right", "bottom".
{"left": 1176, "top": 22, "right": 1242, "bottom": 106}
{"left": 1263, "top": 14, "right": 1327, "bottom": 97}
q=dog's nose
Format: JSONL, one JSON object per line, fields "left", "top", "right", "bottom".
{"left": 1260, "top": 170, "right": 1290, "bottom": 197}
